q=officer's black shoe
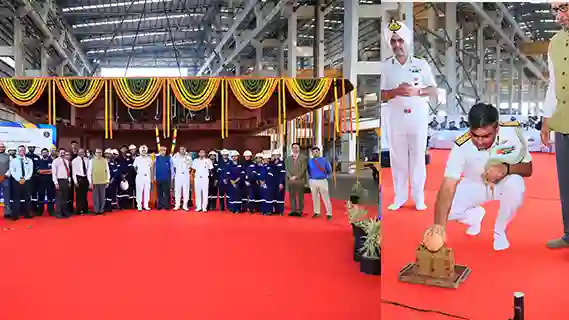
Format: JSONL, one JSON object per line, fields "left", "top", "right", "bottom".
{"left": 326, "top": 215, "right": 332, "bottom": 220}
{"left": 9, "top": 215, "right": 19, "bottom": 221}
{"left": 23, "top": 215, "right": 33, "bottom": 219}
{"left": 312, "top": 213, "right": 321, "bottom": 218}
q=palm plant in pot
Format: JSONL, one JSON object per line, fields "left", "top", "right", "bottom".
{"left": 345, "top": 201, "right": 368, "bottom": 262}
{"left": 350, "top": 180, "right": 368, "bottom": 204}
{"left": 359, "top": 217, "right": 381, "bottom": 276}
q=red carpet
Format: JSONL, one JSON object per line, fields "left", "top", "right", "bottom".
{"left": 0, "top": 196, "right": 380, "bottom": 319}
{"left": 382, "top": 150, "right": 569, "bottom": 320}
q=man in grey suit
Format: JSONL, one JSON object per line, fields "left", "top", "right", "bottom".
{"left": 285, "top": 143, "right": 308, "bottom": 217}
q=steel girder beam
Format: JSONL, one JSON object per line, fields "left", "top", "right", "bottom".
{"left": 495, "top": 3, "right": 548, "bottom": 68}
{"left": 17, "top": 0, "right": 92, "bottom": 75}
{"left": 210, "top": 0, "right": 288, "bottom": 76}
{"left": 197, "top": 0, "right": 260, "bottom": 75}
{"left": 469, "top": 3, "right": 546, "bottom": 82}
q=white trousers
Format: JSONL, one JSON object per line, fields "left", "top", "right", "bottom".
{"left": 194, "top": 177, "right": 209, "bottom": 210}
{"left": 309, "top": 179, "right": 333, "bottom": 216}
{"left": 135, "top": 175, "right": 151, "bottom": 210}
{"left": 387, "top": 125, "right": 428, "bottom": 206}
{"left": 448, "top": 175, "right": 525, "bottom": 235}
{"left": 174, "top": 174, "right": 190, "bottom": 209}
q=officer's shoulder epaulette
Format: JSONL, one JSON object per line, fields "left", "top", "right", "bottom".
{"left": 414, "top": 55, "right": 424, "bottom": 60}
{"left": 454, "top": 132, "right": 471, "bottom": 147}
{"left": 500, "top": 121, "right": 520, "bottom": 127}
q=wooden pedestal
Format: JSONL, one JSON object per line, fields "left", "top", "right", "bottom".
{"left": 398, "top": 244, "right": 471, "bottom": 289}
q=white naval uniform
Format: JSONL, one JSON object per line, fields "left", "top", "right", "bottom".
{"left": 192, "top": 157, "right": 214, "bottom": 211}
{"left": 445, "top": 125, "right": 531, "bottom": 250}
{"left": 381, "top": 56, "right": 437, "bottom": 209}
{"left": 133, "top": 155, "right": 153, "bottom": 210}
{"left": 172, "top": 153, "right": 192, "bottom": 210}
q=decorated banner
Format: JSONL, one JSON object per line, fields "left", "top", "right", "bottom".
{"left": 169, "top": 78, "right": 220, "bottom": 111}
{"left": 229, "top": 78, "right": 279, "bottom": 109}
{"left": 55, "top": 78, "right": 105, "bottom": 108}
{"left": 0, "top": 78, "right": 48, "bottom": 106}
{"left": 285, "top": 78, "right": 333, "bottom": 109}
{"left": 112, "top": 78, "right": 164, "bottom": 109}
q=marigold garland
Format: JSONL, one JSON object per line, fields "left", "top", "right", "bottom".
{"left": 0, "top": 78, "right": 48, "bottom": 106}
{"left": 228, "top": 78, "right": 279, "bottom": 109}
{"left": 169, "top": 78, "right": 220, "bottom": 111}
{"left": 112, "top": 78, "right": 164, "bottom": 109}
{"left": 55, "top": 78, "right": 105, "bottom": 108}
{"left": 285, "top": 78, "right": 332, "bottom": 109}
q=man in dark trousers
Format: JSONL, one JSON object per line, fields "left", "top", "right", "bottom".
{"left": 285, "top": 143, "right": 308, "bottom": 217}
{"left": 72, "top": 148, "right": 90, "bottom": 214}
{"left": 0, "top": 142, "right": 12, "bottom": 219}
{"left": 154, "top": 146, "right": 173, "bottom": 210}
{"left": 52, "top": 148, "right": 72, "bottom": 218}
{"left": 9, "top": 145, "right": 33, "bottom": 220}
{"left": 26, "top": 145, "right": 40, "bottom": 214}
{"left": 68, "top": 141, "right": 79, "bottom": 214}
{"left": 36, "top": 148, "right": 55, "bottom": 216}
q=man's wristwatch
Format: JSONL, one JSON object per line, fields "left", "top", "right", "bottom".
{"left": 504, "top": 163, "right": 510, "bottom": 175}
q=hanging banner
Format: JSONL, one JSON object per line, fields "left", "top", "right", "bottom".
{"left": 0, "top": 122, "right": 57, "bottom": 151}
{"left": 0, "top": 123, "right": 57, "bottom": 205}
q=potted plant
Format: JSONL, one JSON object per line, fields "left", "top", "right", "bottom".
{"left": 345, "top": 201, "right": 368, "bottom": 262}
{"left": 350, "top": 181, "right": 368, "bottom": 204}
{"left": 359, "top": 218, "right": 381, "bottom": 276}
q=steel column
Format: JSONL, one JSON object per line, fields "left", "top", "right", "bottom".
{"left": 445, "top": 2, "right": 457, "bottom": 115}
{"left": 13, "top": 18, "right": 24, "bottom": 76}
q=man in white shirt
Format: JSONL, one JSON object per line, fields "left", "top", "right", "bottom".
{"left": 192, "top": 149, "right": 214, "bottom": 212}
{"left": 52, "top": 148, "right": 72, "bottom": 218}
{"left": 71, "top": 148, "right": 90, "bottom": 214}
{"left": 133, "top": 145, "right": 153, "bottom": 211}
{"left": 172, "top": 146, "right": 192, "bottom": 211}
{"left": 380, "top": 20, "right": 437, "bottom": 211}
{"left": 424, "top": 103, "right": 533, "bottom": 251}
{"left": 9, "top": 145, "right": 34, "bottom": 219}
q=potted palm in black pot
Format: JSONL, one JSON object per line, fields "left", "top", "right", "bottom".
{"left": 349, "top": 181, "right": 368, "bottom": 204}
{"left": 345, "top": 201, "right": 367, "bottom": 262}
{"left": 359, "top": 218, "right": 381, "bottom": 276}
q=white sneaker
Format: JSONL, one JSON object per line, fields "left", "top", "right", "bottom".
{"left": 415, "top": 203, "right": 427, "bottom": 211}
{"left": 388, "top": 202, "right": 405, "bottom": 211}
{"left": 173, "top": 206, "right": 180, "bottom": 211}
{"left": 144, "top": 207, "right": 151, "bottom": 211}
{"left": 183, "top": 207, "right": 189, "bottom": 211}
{"left": 465, "top": 207, "right": 486, "bottom": 236}
{"left": 493, "top": 232, "right": 510, "bottom": 251}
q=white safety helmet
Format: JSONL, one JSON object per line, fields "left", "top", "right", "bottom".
{"left": 271, "top": 149, "right": 281, "bottom": 156}
{"left": 262, "top": 153, "right": 271, "bottom": 159}
{"left": 230, "top": 150, "right": 240, "bottom": 157}
{"left": 243, "top": 150, "right": 252, "bottom": 157}
{"left": 104, "top": 148, "right": 112, "bottom": 154}
{"left": 139, "top": 145, "right": 148, "bottom": 153}
{"left": 120, "top": 180, "right": 129, "bottom": 191}
{"left": 255, "top": 153, "right": 263, "bottom": 158}
{"left": 221, "top": 149, "right": 229, "bottom": 155}
{"left": 208, "top": 151, "right": 217, "bottom": 156}
{"left": 111, "top": 149, "right": 119, "bottom": 155}
{"left": 128, "top": 144, "right": 137, "bottom": 150}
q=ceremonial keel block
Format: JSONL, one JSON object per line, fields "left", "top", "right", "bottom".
{"left": 398, "top": 244, "right": 471, "bottom": 289}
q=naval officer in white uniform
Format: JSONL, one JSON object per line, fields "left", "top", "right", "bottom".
{"left": 380, "top": 20, "right": 438, "bottom": 211}
{"left": 425, "top": 103, "right": 533, "bottom": 251}
{"left": 172, "top": 146, "right": 192, "bottom": 211}
{"left": 133, "top": 145, "right": 153, "bottom": 211}
{"left": 192, "top": 149, "right": 214, "bottom": 212}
